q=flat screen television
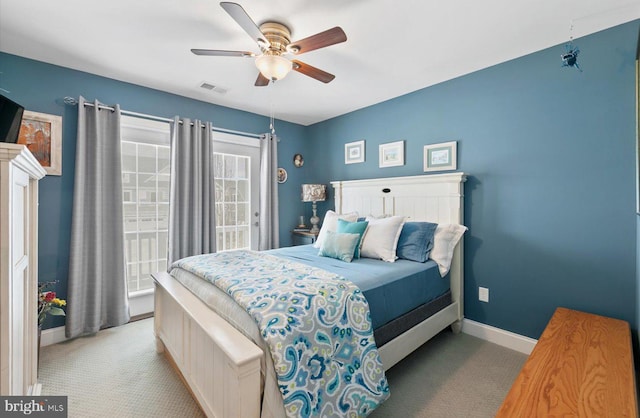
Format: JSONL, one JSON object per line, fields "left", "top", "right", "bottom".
{"left": 0, "top": 94, "right": 25, "bottom": 143}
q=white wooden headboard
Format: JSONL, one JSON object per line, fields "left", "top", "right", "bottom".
{"left": 330, "top": 172, "right": 467, "bottom": 343}
{"left": 331, "top": 172, "right": 466, "bottom": 223}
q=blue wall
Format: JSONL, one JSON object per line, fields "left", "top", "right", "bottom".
{"left": 306, "top": 21, "right": 640, "bottom": 339}
{"left": 0, "top": 52, "right": 308, "bottom": 328}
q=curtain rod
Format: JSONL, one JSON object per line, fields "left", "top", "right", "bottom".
{"left": 63, "top": 96, "right": 263, "bottom": 139}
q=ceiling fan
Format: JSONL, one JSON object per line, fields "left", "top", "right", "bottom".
{"left": 191, "top": 2, "right": 347, "bottom": 86}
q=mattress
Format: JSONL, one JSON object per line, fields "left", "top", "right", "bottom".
{"left": 267, "top": 245, "right": 450, "bottom": 330}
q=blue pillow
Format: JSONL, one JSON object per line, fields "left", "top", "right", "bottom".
{"left": 317, "top": 231, "right": 361, "bottom": 263}
{"left": 396, "top": 222, "right": 437, "bottom": 263}
{"left": 336, "top": 218, "right": 369, "bottom": 259}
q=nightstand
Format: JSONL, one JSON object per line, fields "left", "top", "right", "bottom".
{"left": 292, "top": 230, "right": 318, "bottom": 246}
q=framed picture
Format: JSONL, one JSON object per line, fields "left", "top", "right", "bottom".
{"left": 293, "top": 153, "right": 304, "bottom": 167}
{"left": 379, "top": 140, "right": 404, "bottom": 168}
{"left": 18, "top": 110, "right": 62, "bottom": 175}
{"left": 345, "top": 140, "right": 365, "bottom": 164}
{"left": 424, "top": 141, "right": 457, "bottom": 172}
{"left": 277, "top": 167, "right": 288, "bottom": 183}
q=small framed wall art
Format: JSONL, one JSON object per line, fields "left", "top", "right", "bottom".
{"left": 424, "top": 141, "right": 457, "bottom": 172}
{"left": 344, "top": 140, "right": 365, "bottom": 164}
{"left": 379, "top": 140, "right": 404, "bottom": 168}
{"left": 18, "top": 110, "right": 62, "bottom": 175}
{"left": 277, "top": 167, "right": 287, "bottom": 183}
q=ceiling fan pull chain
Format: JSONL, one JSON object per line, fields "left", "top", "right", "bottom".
{"left": 269, "top": 83, "right": 276, "bottom": 135}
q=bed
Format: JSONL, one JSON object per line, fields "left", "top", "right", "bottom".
{"left": 152, "top": 172, "right": 466, "bottom": 418}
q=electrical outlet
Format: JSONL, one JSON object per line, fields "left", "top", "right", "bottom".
{"left": 479, "top": 287, "right": 489, "bottom": 303}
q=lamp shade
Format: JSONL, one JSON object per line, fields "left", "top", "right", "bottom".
{"left": 255, "top": 55, "right": 292, "bottom": 81}
{"left": 301, "top": 184, "right": 326, "bottom": 202}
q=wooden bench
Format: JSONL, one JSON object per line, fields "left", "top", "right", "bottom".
{"left": 496, "top": 307, "right": 638, "bottom": 417}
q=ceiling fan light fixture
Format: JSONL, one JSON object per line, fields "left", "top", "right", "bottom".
{"left": 255, "top": 54, "right": 292, "bottom": 81}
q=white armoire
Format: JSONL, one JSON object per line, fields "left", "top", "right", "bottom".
{"left": 0, "top": 143, "right": 46, "bottom": 395}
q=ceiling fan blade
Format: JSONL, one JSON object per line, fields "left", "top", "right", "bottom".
{"left": 291, "top": 60, "right": 335, "bottom": 83}
{"left": 255, "top": 72, "right": 270, "bottom": 87}
{"left": 191, "top": 49, "right": 255, "bottom": 57}
{"left": 288, "top": 27, "right": 347, "bottom": 55}
{"left": 220, "top": 2, "right": 269, "bottom": 48}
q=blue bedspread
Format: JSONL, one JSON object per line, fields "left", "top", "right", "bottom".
{"left": 172, "top": 250, "right": 390, "bottom": 418}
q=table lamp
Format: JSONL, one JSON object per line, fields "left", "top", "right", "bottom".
{"left": 301, "top": 184, "right": 326, "bottom": 233}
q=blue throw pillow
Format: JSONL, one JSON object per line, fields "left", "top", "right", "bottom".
{"left": 317, "top": 231, "right": 361, "bottom": 263}
{"left": 336, "top": 218, "right": 369, "bottom": 259}
{"left": 396, "top": 222, "right": 437, "bottom": 263}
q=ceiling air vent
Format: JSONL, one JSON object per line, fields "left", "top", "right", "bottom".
{"left": 199, "top": 82, "right": 227, "bottom": 95}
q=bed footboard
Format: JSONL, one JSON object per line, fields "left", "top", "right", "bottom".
{"left": 153, "top": 272, "right": 262, "bottom": 418}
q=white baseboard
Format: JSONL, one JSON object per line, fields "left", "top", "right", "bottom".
{"left": 129, "top": 290, "right": 154, "bottom": 317}
{"left": 27, "top": 383, "right": 42, "bottom": 395}
{"left": 40, "top": 326, "right": 68, "bottom": 347}
{"left": 462, "top": 318, "right": 537, "bottom": 354}
{"left": 41, "top": 317, "right": 537, "bottom": 354}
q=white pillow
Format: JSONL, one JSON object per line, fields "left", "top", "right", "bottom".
{"left": 430, "top": 224, "right": 468, "bottom": 276}
{"left": 366, "top": 214, "right": 390, "bottom": 219}
{"left": 313, "top": 210, "right": 358, "bottom": 249}
{"left": 360, "top": 216, "right": 406, "bottom": 262}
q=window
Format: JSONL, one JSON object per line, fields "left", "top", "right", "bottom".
{"left": 121, "top": 116, "right": 170, "bottom": 295}
{"left": 119, "top": 120, "right": 259, "bottom": 297}
{"left": 214, "top": 152, "right": 251, "bottom": 251}
{"left": 213, "top": 133, "right": 260, "bottom": 251}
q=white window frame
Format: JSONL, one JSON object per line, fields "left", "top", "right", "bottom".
{"left": 119, "top": 120, "right": 260, "bottom": 315}
{"left": 120, "top": 115, "right": 171, "bottom": 316}
{"left": 213, "top": 132, "right": 261, "bottom": 251}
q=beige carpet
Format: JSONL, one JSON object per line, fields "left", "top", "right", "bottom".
{"left": 39, "top": 318, "right": 527, "bottom": 418}
{"left": 38, "top": 318, "right": 204, "bottom": 418}
{"left": 370, "top": 330, "right": 528, "bottom": 417}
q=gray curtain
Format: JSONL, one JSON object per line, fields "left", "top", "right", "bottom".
{"left": 167, "top": 117, "right": 216, "bottom": 266}
{"left": 66, "top": 97, "right": 130, "bottom": 339}
{"left": 259, "top": 133, "right": 279, "bottom": 250}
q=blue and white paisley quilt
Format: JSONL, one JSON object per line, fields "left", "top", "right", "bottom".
{"left": 172, "top": 250, "right": 390, "bottom": 418}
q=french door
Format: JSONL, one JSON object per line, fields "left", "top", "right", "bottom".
{"left": 121, "top": 118, "right": 260, "bottom": 316}
{"left": 212, "top": 132, "right": 260, "bottom": 251}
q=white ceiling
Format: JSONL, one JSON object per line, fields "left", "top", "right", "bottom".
{"left": 1, "top": 1, "right": 639, "bottom": 126}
